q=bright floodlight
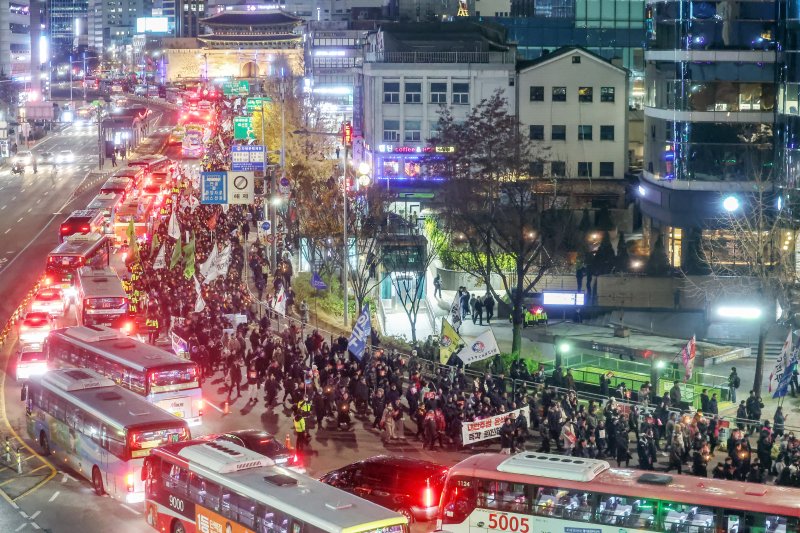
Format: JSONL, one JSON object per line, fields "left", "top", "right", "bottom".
{"left": 357, "top": 161, "right": 370, "bottom": 176}
{"left": 716, "top": 305, "right": 762, "bottom": 320}
{"left": 722, "top": 195, "right": 740, "bottom": 212}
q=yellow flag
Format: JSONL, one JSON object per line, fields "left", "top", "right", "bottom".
{"left": 439, "top": 318, "right": 464, "bottom": 365}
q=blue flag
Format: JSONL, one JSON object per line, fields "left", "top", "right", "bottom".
{"left": 773, "top": 354, "right": 798, "bottom": 399}
{"left": 347, "top": 305, "right": 371, "bottom": 360}
{"left": 311, "top": 272, "right": 328, "bottom": 290}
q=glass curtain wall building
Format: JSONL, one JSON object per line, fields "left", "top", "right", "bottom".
{"left": 639, "top": 0, "right": 777, "bottom": 269}
{"left": 48, "top": 0, "right": 87, "bottom": 54}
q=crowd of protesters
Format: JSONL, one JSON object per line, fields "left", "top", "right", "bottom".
{"left": 119, "top": 95, "right": 800, "bottom": 490}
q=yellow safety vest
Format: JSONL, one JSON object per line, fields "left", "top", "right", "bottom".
{"left": 298, "top": 401, "right": 312, "bottom": 414}
{"left": 146, "top": 318, "right": 158, "bottom": 328}
{"left": 293, "top": 418, "right": 305, "bottom": 433}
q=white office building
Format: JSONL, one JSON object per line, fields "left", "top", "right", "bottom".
{"left": 360, "top": 21, "right": 516, "bottom": 182}
{"left": 517, "top": 46, "right": 629, "bottom": 181}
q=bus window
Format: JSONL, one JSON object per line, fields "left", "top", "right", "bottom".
{"left": 441, "top": 477, "right": 476, "bottom": 525}
{"left": 597, "top": 495, "right": 656, "bottom": 530}
{"left": 256, "top": 503, "right": 289, "bottom": 533}
{"left": 164, "top": 463, "right": 189, "bottom": 495}
{"left": 533, "top": 487, "right": 592, "bottom": 521}
{"left": 477, "top": 480, "right": 530, "bottom": 514}
{"left": 661, "top": 502, "right": 717, "bottom": 532}
{"left": 725, "top": 512, "right": 796, "bottom": 533}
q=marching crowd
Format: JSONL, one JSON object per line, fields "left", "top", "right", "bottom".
{"left": 122, "top": 103, "right": 800, "bottom": 491}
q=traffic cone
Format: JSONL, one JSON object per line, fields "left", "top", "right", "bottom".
{"left": 285, "top": 433, "right": 294, "bottom": 450}
{"left": 223, "top": 400, "right": 230, "bottom": 415}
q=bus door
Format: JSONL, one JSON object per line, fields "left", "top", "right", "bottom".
{"left": 100, "top": 424, "right": 113, "bottom": 493}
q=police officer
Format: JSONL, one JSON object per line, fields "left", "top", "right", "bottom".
{"left": 293, "top": 413, "right": 307, "bottom": 453}
{"left": 146, "top": 316, "right": 159, "bottom": 344}
{"left": 297, "top": 396, "right": 313, "bottom": 421}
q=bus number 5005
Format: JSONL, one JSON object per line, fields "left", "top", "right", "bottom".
{"left": 169, "top": 495, "right": 185, "bottom": 512}
{"left": 487, "top": 513, "right": 529, "bottom": 533}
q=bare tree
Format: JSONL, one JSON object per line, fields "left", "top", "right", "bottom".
{"left": 696, "top": 163, "right": 794, "bottom": 395}
{"left": 431, "top": 90, "right": 573, "bottom": 355}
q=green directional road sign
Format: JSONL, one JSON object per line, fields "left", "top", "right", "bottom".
{"left": 233, "top": 116, "right": 255, "bottom": 140}
{"left": 246, "top": 97, "right": 272, "bottom": 113}
{"left": 223, "top": 80, "right": 250, "bottom": 96}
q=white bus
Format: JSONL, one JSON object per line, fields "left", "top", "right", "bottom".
{"left": 45, "top": 326, "right": 203, "bottom": 427}
{"left": 76, "top": 266, "right": 129, "bottom": 326}
{"left": 23, "top": 368, "right": 191, "bottom": 503}
{"left": 144, "top": 438, "right": 409, "bottom": 533}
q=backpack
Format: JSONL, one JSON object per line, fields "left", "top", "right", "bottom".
{"left": 734, "top": 375, "right": 741, "bottom": 388}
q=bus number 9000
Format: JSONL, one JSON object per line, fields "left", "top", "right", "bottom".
{"left": 169, "top": 495, "right": 185, "bottom": 512}
{"left": 487, "top": 513, "right": 529, "bottom": 533}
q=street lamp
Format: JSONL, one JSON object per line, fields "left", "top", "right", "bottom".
{"left": 357, "top": 161, "right": 371, "bottom": 187}
{"left": 722, "top": 195, "right": 740, "bottom": 212}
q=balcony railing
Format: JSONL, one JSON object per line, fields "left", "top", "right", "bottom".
{"left": 365, "top": 50, "right": 516, "bottom": 64}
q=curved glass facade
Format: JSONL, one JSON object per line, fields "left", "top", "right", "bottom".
{"left": 643, "top": 0, "right": 777, "bottom": 184}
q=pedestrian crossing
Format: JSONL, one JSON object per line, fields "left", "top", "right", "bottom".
{"left": 50, "top": 130, "right": 97, "bottom": 138}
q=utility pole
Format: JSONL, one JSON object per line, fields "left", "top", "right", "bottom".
{"left": 343, "top": 140, "right": 349, "bottom": 328}
{"left": 69, "top": 54, "right": 73, "bottom": 103}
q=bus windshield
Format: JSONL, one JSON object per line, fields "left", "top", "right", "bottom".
{"left": 148, "top": 365, "right": 200, "bottom": 394}
{"left": 129, "top": 425, "right": 191, "bottom": 459}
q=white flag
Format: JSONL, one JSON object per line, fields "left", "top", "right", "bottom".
{"left": 152, "top": 245, "right": 166, "bottom": 270}
{"left": 194, "top": 276, "right": 206, "bottom": 313}
{"left": 168, "top": 210, "right": 181, "bottom": 240}
{"left": 457, "top": 329, "right": 501, "bottom": 365}
{"left": 449, "top": 292, "right": 463, "bottom": 332}
{"left": 199, "top": 244, "right": 219, "bottom": 279}
{"left": 200, "top": 244, "right": 231, "bottom": 284}
{"left": 272, "top": 286, "right": 286, "bottom": 316}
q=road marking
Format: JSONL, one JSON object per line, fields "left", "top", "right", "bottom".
{"left": 28, "top": 464, "right": 49, "bottom": 473}
{"left": 48, "top": 491, "right": 59, "bottom": 502}
{"left": 26, "top": 208, "right": 32, "bottom": 213}
{"left": 16, "top": 217, "right": 23, "bottom": 223}
{"left": 4, "top": 229, "right": 10, "bottom": 234}
{"left": 29, "top": 511, "right": 40, "bottom": 520}
{"left": 43, "top": 191, "right": 48, "bottom": 196}
{"left": 30, "top": 524, "right": 40, "bottom": 530}
{"left": 19, "top": 511, "right": 27, "bottom": 518}
{"left": 35, "top": 199, "right": 41, "bottom": 204}
{"left": 11, "top": 196, "right": 16, "bottom": 201}
{"left": 20, "top": 188, "right": 25, "bottom": 193}
{"left": 14, "top": 523, "right": 26, "bottom": 531}
{"left": 0, "top": 205, "right": 5, "bottom": 210}
{"left": 121, "top": 504, "right": 140, "bottom": 515}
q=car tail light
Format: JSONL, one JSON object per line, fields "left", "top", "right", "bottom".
{"left": 80, "top": 225, "right": 90, "bottom": 233}
{"left": 423, "top": 484, "right": 435, "bottom": 508}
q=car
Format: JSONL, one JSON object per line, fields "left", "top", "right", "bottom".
{"left": 38, "top": 152, "right": 55, "bottom": 164}
{"left": 12, "top": 151, "right": 34, "bottom": 166}
{"left": 320, "top": 456, "right": 448, "bottom": 523}
{"left": 30, "top": 288, "right": 67, "bottom": 317}
{"left": 55, "top": 150, "right": 75, "bottom": 164}
{"left": 14, "top": 345, "right": 48, "bottom": 381}
{"left": 207, "top": 430, "right": 304, "bottom": 471}
{"left": 18, "top": 312, "right": 52, "bottom": 345}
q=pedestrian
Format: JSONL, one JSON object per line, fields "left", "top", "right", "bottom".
{"left": 460, "top": 290, "right": 470, "bottom": 320}
{"left": 226, "top": 360, "right": 242, "bottom": 401}
{"left": 729, "top": 367, "right": 740, "bottom": 403}
{"left": 775, "top": 406, "right": 787, "bottom": 437}
{"left": 483, "top": 294, "right": 494, "bottom": 323}
{"left": 433, "top": 274, "right": 442, "bottom": 299}
{"left": 381, "top": 405, "right": 397, "bottom": 442}
{"left": 293, "top": 413, "right": 307, "bottom": 453}
{"left": 500, "top": 417, "right": 515, "bottom": 454}
{"left": 111, "top": 151, "right": 117, "bottom": 167}
{"left": 473, "top": 296, "right": 484, "bottom": 325}
{"left": 246, "top": 358, "right": 259, "bottom": 403}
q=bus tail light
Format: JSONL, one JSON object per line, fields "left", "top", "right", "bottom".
{"left": 196, "top": 399, "right": 204, "bottom": 416}
{"left": 126, "top": 473, "right": 134, "bottom": 492}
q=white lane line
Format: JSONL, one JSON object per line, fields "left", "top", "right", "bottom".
{"left": 11, "top": 196, "right": 16, "bottom": 201}
{"left": 4, "top": 229, "right": 10, "bottom": 234}
{"left": 20, "top": 188, "right": 25, "bottom": 193}
{"left": 31, "top": 524, "right": 40, "bottom": 530}
{"left": 121, "top": 504, "right": 140, "bottom": 515}
{"left": 48, "top": 490, "right": 60, "bottom": 502}
{"left": 14, "top": 523, "right": 26, "bottom": 531}
{"left": 26, "top": 207, "right": 32, "bottom": 213}
{"left": 43, "top": 191, "right": 48, "bottom": 196}
{"left": 35, "top": 198, "right": 41, "bottom": 204}
{"left": 0, "top": 205, "right": 5, "bottom": 210}
{"left": 17, "top": 217, "right": 23, "bottom": 223}
{"left": 29, "top": 511, "right": 40, "bottom": 520}
{"left": 19, "top": 511, "right": 27, "bottom": 519}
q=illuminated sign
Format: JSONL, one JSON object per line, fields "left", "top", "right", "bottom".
{"left": 377, "top": 144, "right": 456, "bottom": 154}
{"left": 136, "top": 17, "right": 169, "bottom": 33}
{"left": 315, "top": 50, "right": 346, "bottom": 57}
{"left": 542, "top": 292, "right": 586, "bottom": 306}
{"left": 341, "top": 121, "right": 352, "bottom": 145}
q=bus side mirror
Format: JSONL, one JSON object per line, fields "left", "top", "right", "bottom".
{"left": 20, "top": 385, "right": 27, "bottom": 402}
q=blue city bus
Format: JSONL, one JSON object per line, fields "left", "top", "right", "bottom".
{"left": 23, "top": 368, "right": 191, "bottom": 503}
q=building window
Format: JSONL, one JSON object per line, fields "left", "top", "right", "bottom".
{"left": 404, "top": 120, "right": 421, "bottom": 142}
{"left": 383, "top": 119, "right": 400, "bottom": 141}
{"left": 578, "top": 162, "right": 593, "bottom": 177}
{"left": 551, "top": 125, "right": 566, "bottom": 140}
{"left": 551, "top": 161, "right": 566, "bottom": 177}
{"left": 599, "top": 162, "right": 614, "bottom": 177}
{"left": 579, "top": 87, "right": 593, "bottom": 102}
{"left": 572, "top": 55, "right": 581, "bottom": 64}
{"left": 530, "top": 161, "right": 544, "bottom": 176}
{"left": 383, "top": 82, "right": 399, "bottom": 103}
{"left": 578, "top": 125, "right": 593, "bottom": 141}
{"left": 452, "top": 82, "right": 469, "bottom": 104}
{"left": 552, "top": 87, "right": 566, "bottom": 102}
{"left": 529, "top": 125, "right": 544, "bottom": 140}
{"left": 430, "top": 82, "right": 447, "bottom": 104}
{"left": 600, "top": 125, "right": 615, "bottom": 141}
{"left": 530, "top": 86, "right": 544, "bottom": 101}
{"left": 429, "top": 121, "right": 440, "bottom": 139}
{"left": 601, "top": 86, "right": 615, "bottom": 102}
{"left": 405, "top": 82, "right": 421, "bottom": 103}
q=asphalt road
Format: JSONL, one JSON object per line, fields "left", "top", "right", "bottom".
{"left": 0, "top": 102, "right": 457, "bottom": 533}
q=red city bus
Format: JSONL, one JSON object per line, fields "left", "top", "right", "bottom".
{"left": 46, "top": 233, "right": 111, "bottom": 292}
{"left": 437, "top": 453, "right": 800, "bottom": 533}
{"left": 59, "top": 209, "right": 106, "bottom": 242}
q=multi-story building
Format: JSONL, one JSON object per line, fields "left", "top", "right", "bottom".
{"left": 48, "top": 0, "right": 87, "bottom": 55}
{"left": 2, "top": 0, "right": 32, "bottom": 78}
{"left": 360, "top": 21, "right": 516, "bottom": 182}
{"left": 639, "top": 0, "right": 777, "bottom": 269}
{"left": 517, "top": 46, "right": 628, "bottom": 183}
{"left": 88, "top": 0, "right": 151, "bottom": 55}
{"left": 175, "top": 0, "right": 205, "bottom": 37}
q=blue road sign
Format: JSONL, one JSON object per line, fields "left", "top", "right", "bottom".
{"left": 201, "top": 171, "right": 228, "bottom": 205}
{"left": 231, "top": 145, "right": 265, "bottom": 172}
{"left": 260, "top": 221, "right": 271, "bottom": 232}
